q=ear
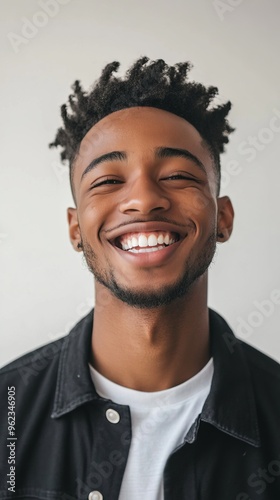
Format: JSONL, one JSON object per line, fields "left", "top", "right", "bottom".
{"left": 67, "top": 207, "right": 82, "bottom": 252}
{"left": 216, "top": 196, "right": 234, "bottom": 243}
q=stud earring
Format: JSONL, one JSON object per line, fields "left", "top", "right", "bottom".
{"left": 77, "top": 242, "right": 83, "bottom": 249}
{"left": 217, "top": 232, "right": 224, "bottom": 239}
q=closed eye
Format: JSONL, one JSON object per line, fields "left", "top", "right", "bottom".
{"left": 166, "top": 174, "right": 191, "bottom": 180}
{"left": 163, "top": 174, "right": 201, "bottom": 182}
{"left": 90, "top": 178, "right": 123, "bottom": 189}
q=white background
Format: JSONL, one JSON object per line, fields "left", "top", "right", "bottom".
{"left": 1, "top": 0, "right": 280, "bottom": 367}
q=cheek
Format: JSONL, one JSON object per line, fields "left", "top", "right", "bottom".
{"left": 182, "top": 190, "right": 216, "bottom": 220}
{"left": 181, "top": 192, "right": 217, "bottom": 243}
{"left": 79, "top": 201, "right": 113, "bottom": 243}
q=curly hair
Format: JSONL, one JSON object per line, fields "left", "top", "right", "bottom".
{"left": 50, "top": 56, "right": 234, "bottom": 198}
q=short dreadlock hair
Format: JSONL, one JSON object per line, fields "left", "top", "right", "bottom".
{"left": 50, "top": 56, "right": 234, "bottom": 200}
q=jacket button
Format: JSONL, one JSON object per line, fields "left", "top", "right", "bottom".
{"left": 88, "top": 491, "right": 103, "bottom": 500}
{"left": 106, "top": 408, "right": 120, "bottom": 424}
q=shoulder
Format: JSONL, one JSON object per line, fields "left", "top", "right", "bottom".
{"left": 237, "top": 340, "right": 280, "bottom": 445}
{"left": 210, "top": 308, "right": 280, "bottom": 404}
{"left": 240, "top": 339, "right": 280, "bottom": 393}
{"left": 0, "top": 310, "right": 92, "bottom": 403}
{"left": 0, "top": 336, "right": 65, "bottom": 393}
{"left": 234, "top": 337, "right": 280, "bottom": 429}
{"left": 0, "top": 337, "right": 68, "bottom": 439}
{"left": 210, "top": 308, "right": 280, "bottom": 382}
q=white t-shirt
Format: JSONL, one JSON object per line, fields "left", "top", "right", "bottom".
{"left": 89, "top": 358, "right": 214, "bottom": 500}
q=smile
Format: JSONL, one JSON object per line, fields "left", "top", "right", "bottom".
{"left": 114, "top": 231, "right": 180, "bottom": 253}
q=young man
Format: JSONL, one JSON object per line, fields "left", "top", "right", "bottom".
{"left": 1, "top": 57, "right": 280, "bottom": 500}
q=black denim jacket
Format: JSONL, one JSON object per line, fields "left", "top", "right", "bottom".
{"left": 0, "top": 309, "right": 280, "bottom": 500}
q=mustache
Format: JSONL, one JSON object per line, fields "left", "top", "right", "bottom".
{"left": 103, "top": 216, "right": 191, "bottom": 234}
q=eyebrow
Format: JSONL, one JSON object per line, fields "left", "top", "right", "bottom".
{"left": 155, "top": 147, "right": 206, "bottom": 173}
{"left": 80, "top": 146, "right": 206, "bottom": 181}
{"left": 80, "top": 151, "right": 126, "bottom": 181}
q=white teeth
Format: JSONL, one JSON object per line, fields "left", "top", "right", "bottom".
{"left": 164, "top": 234, "right": 170, "bottom": 245}
{"left": 132, "top": 236, "right": 138, "bottom": 247}
{"left": 129, "top": 245, "right": 165, "bottom": 253}
{"left": 139, "top": 235, "right": 148, "bottom": 247}
{"left": 118, "top": 232, "right": 178, "bottom": 251}
{"left": 148, "top": 234, "right": 158, "bottom": 247}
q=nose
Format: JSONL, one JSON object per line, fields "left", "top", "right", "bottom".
{"left": 119, "top": 175, "right": 171, "bottom": 215}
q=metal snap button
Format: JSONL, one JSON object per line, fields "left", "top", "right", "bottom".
{"left": 106, "top": 408, "right": 120, "bottom": 424}
{"left": 88, "top": 491, "right": 103, "bottom": 500}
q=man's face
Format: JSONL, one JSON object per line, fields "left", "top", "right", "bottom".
{"left": 68, "top": 107, "right": 233, "bottom": 308}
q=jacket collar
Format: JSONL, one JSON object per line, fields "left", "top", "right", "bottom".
{"left": 185, "top": 309, "right": 261, "bottom": 447}
{"left": 51, "top": 308, "right": 261, "bottom": 447}
{"left": 51, "top": 311, "right": 96, "bottom": 418}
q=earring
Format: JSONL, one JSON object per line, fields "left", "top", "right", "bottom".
{"left": 217, "top": 232, "right": 224, "bottom": 239}
{"left": 77, "top": 242, "right": 83, "bottom": 249}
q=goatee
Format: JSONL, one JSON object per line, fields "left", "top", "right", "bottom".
{"left": 80, "top": 232, "right": 217, "bottom": 309}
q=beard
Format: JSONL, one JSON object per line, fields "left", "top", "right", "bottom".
{"left": 81, "top": 231, "right": 217, "bottom": 309}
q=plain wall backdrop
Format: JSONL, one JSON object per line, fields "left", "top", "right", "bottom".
{"left": 1, "top": 0, "right": 280, "bottom": 367}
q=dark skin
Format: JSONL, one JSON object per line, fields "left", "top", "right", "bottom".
{"left": 68, "top": 107, "right": 234, "bottom": 392}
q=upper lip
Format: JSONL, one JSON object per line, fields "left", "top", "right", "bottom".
{"left": 105, "top": 221, "right": 190, "bottom": 245}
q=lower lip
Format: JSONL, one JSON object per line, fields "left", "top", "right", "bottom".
{"left": 111, "top": 239, "right": 184, "bottom": 267}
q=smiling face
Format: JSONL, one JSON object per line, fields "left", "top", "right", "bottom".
{"left": 68, "top": 106, "right": 233, "bottom": 308}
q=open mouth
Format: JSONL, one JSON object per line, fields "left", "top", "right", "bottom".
{"left": 113, "top": 231, "right": 181, "bottom": 254}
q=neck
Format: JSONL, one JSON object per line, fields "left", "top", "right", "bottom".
{"left": 91, "top": 274, "right": 210, "bottom": 391}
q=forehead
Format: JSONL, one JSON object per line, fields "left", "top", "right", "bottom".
{"left": 73, "top": 106, "right": 214, "bottom": 179}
